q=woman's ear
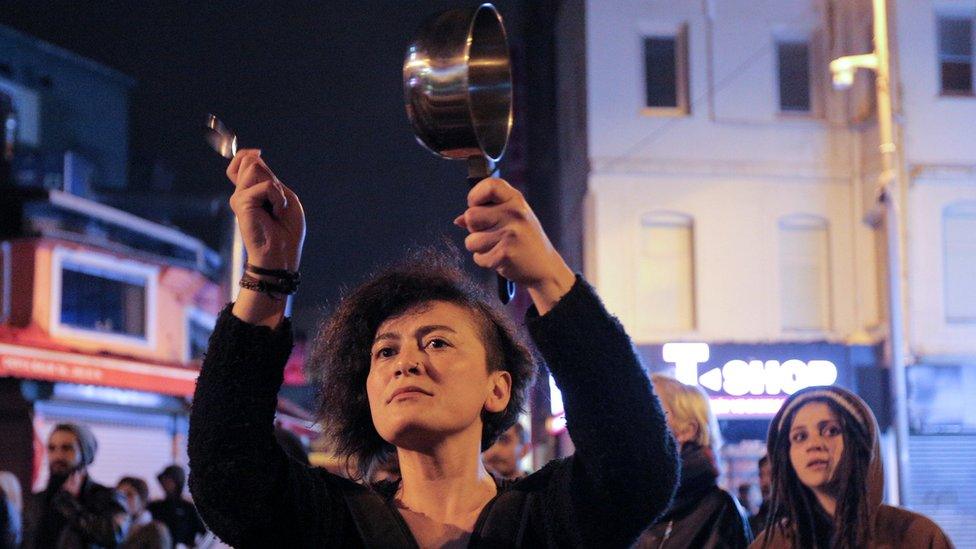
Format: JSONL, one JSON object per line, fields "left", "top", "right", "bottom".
{"left": 484, "top": 370, "right": 512, "bottom": 413}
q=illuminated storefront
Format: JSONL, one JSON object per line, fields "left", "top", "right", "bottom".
{"left": 637, "top": 341, "right": 882, "bottom": 497}
{"left": 544, "top": 340, "right": 884, "bottom": 504}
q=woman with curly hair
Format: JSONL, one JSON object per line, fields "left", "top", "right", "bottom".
{"left": 187, "top": 150, "right": 679, "bottom": 547}
{"left": 753, "top": 385, "right": 952, "bottom": 548}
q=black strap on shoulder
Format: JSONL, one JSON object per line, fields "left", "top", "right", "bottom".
{"left": 341, "top": 479, "right": 531, "bottom": 548}
{"left": 470, "top": 487, "right": 531, "bottom": 548}
{"left": 341, "top": 486, "right": 417, "bottom": 548}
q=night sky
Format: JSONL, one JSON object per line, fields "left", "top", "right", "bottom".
{"left": 1, "top": 1, "right": 526, "bottom": 332}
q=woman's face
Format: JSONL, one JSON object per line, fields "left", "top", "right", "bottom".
{"left": 788, "top": 401, "right": 845, "bottom": 491}
{"left": 366, "top": 300, "right": 511, "bottom": 450}
{"left": 659, "top": 401, "right": 692, "bottom": 446}
{"left": 653, "top": 385, "right": 697, "bottom": 446}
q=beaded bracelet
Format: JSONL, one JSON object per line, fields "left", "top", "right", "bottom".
{"left": 239, "top": 273, "right": 295, "bottom": 299}
{"left": 242, "top": 263, "right": 300, "bottom": 294}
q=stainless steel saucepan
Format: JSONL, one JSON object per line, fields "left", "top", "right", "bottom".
{"left": 404, "top": 3, "right": 516, "bottom": 304}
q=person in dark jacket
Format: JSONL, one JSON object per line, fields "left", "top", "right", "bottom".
{"left": 117, "top": 477, "right": 171, "bottom": 549}
{"left": 748, "top": 455, "right": 771, "bottom": 537}
{"left": 188, "top": 150, "right": 679, "bottom": 547}
{"left": 752, "top": 385, "right": 953, "bottom": 548}
{"left": 0, "top": 471, "right": 22, "bottom": 549}
{"left": 22, "top": 423, "right": 128, "bottom": 549}
{"left": 636, "top": 374, "right": 753, "bottom": 548}
{"left": 146, "top": 466, "right": 204, "bottom": 548}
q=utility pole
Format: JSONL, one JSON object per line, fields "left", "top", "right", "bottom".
{"left": 830, "top": 0, "right": 910, "bottom": 504}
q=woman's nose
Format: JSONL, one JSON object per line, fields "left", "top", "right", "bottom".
{"left": 394, "top": 348, "right": 425, "bottom": 377}
{"left": 394, "top": 364, "right": 422, "bottom": 377}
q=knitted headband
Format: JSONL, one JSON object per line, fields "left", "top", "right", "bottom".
{"left": 777, "top": 389, "right": 868, "bottom": 433}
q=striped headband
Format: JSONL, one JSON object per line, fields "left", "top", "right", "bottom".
{"left": 777, "top": 389, "right": 867, "bottom": 432}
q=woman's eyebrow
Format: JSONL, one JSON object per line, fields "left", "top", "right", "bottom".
{"left": 415, "top": 325, "right": 458, "bottom": 338}
{"left": 373, "top": 324, "right": 458, "bottom": 344}
{"left": 373, "top": 332, "right": 400, "bottom": 344}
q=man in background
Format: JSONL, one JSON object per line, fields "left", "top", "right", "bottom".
{"left": 749, "top": 454, "right": 772, "bottom": 536}
{"left": 482, "top": 423, "right": 531, "bottom": 480}
{"left": 22, "top": 423, "right": 128, "bottom": 548}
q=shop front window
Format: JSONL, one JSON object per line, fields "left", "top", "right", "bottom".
{"left": 60, "top": 267, "right": 146, "bottom": 337}
{"left": 51, "top": 247, "right": 157, "bottom": 347}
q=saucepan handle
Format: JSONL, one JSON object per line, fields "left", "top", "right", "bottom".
{"left": 467, "top": 156, "right": 515, "bottom": 305}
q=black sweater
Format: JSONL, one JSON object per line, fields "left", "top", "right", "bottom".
{"left": 188, "top": 276, "right": 678, "bottom": 547}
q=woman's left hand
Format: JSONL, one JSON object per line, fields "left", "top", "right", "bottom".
{"left": 455, "top": 177, "right": 575, "bottom": 314}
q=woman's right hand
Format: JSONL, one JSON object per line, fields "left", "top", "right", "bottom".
{"left": 228, "top": 149, "right": 306, "bottom": 327}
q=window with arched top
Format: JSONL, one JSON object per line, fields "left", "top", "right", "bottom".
{"left": 779, "top": 215, "right": 831, "bottom": 331}
{"left": 637, "top": 212, "right": 696, "bottom": 332}
{"left": 944, "top": 201, "right": 976, "bottom": 323}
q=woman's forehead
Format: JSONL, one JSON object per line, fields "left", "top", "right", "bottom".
{"left": 792, "top": 401, "right": 837, "bottom": 426}
{"left": 375, "top": 300, "right": 480, "bottom": 335}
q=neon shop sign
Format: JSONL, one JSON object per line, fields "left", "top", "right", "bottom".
{"left": 662, "top": 342, "right": 838, "bottom": 396}
{"left": 548, "top": 342, "right": 840, "bottom": 428}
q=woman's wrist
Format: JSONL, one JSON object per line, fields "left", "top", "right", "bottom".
{"left": 525, "top": 262, "right": 576, "bottom": 316}
{"left": 232, "top": 290, "right": 286, "bottom": 328}
{"left": 232, "top": 269, "right": 290, "bottom": 328}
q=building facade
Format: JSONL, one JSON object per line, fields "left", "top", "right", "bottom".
{"left": 582, "top": 0, "right": 975, "bottom": 542}
{"left": 0, "top": 25, "right": 226, "bottom": 502}
{"left": 0, "top": 25, "right": 131, "bottom": 194}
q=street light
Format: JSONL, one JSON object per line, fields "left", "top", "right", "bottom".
{"left": 829, "top": 53, "right": 878, "bottom": 89}
{"left": 829, "top": 0, "right": 911, "bottom": 505}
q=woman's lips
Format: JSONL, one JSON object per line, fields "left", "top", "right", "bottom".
{"left": 807, "top": 459, "right": 829, "bottom": 470}
{"left": 388, "top": 386, "right": 433, "bottom": 403}
{"left": 392, "top": 390, "right": 426, "bottom": 401}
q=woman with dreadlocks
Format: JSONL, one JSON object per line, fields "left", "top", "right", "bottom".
{"left": 752, "top": 385, "right": 952, "bottom": 548}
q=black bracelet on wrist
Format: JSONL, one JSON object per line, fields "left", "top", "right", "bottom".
{"left": 245, "top": 262, "right": 300, "bottom": 283}
{"left": 239, "top": 273, "right": 297, "bottom": 298}
{"left": 242, "top": 263, "right": 300, "bottom": 295}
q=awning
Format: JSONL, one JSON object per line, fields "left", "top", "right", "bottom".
{"left": 0, "top": 342, "right": 198, "bottom": 397}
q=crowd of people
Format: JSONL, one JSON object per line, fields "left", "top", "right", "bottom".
{"left": 0, "top": 423, "right": 205, "bottom": 549}
{"left": 0, "top": 149, "right": 958, "bottom": 547}
{"left": 185, "top": 150, "right": 953, "bottom": 548}
{"left": 0, "top": 418, "right": 537, "bottom": 548}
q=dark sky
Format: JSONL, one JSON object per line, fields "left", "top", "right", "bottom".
{"left": 1, "top": 1, "right": 525, "bottom": 332}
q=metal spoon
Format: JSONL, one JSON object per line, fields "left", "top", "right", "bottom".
{"left": 205, "top": 113, "right": 238, "bottom": 159}
{"left": 204, "top": 113, "right": 271, "bottom": 215}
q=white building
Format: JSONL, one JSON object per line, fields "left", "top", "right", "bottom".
{"left": 585, "top": 0, "right": 883, "bottom": 345}
{"left": 582, "top": 0, "right": 975, "bottom": 542}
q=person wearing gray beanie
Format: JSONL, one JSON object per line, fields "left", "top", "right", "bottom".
{"left": 21, "top": 423, "right": 128, "bottom": 548}
{"left": 752, "top": 385, "right": 953, "bottom": 548}
{"left": 51, "top": 423, "right": 98, "bottom": 468}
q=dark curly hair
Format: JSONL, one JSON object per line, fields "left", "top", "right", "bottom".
{"left": 307, "top": 249, "right": 535, "bottom": 480}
